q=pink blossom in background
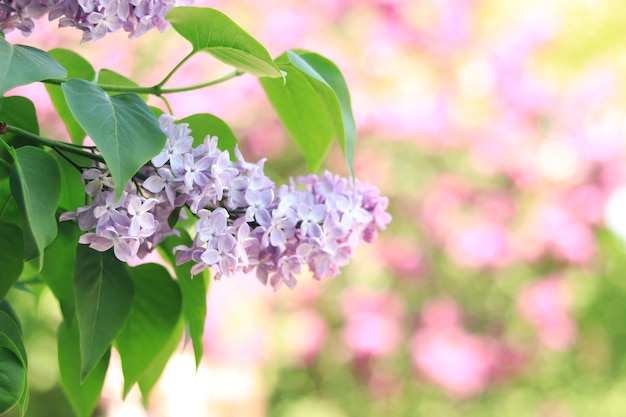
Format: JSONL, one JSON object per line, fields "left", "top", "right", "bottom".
{"left": 340, "top": 289, "right": 405, "bottom": 358}
{"left": 378, "top": 238, "right": 424, "bottom": 280}
{"left": 518, "top": 276, "right": 577, "bottom": 351}
{"left": 535, "top": 203, "right": 596, "bottom": 264}
{"left": 445, "top": 221, "right": 512, "bottom": 269}
{"left": 410, "top": 299, "right": 496, "bottom": 398}
{"left": 410, "top": 299, "right": 523, "bottom": 398}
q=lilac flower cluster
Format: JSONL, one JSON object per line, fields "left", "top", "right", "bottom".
{"left": 61, "top": 114, "right": 391, "bottom": 290}
{"left": 0, "top": 0, "right": 189, "bottom": 40}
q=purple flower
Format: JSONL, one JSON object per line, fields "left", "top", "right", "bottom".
{"left": 61, "top": 114, "right": 391, "bottom": 290}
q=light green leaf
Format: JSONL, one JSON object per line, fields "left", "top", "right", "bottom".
{"left": 116, "top": 263, "right": 182, "bottom": 397}
{"left": 0, "top": 222, "right": 24, "bottom": 300}
{"left": 73, "top": 246, "right": 134, "bottom": 380}
{"left": 179, "top": 113, "right": 238, "bottom": 157}
{"left": 0, "top": 37, "right": 67, "bottom": 96}
{"left": 45, "top": 49, "right": 95, "bottom": 144}
{"left": 138, "top": 316, "right": 183, "bottom": 403}
{"left": 62, "top": 79, "right": 166, "bottom": 199}
{"left": 41, "top": 222, "right": 81, "bottom": 323}
{"left": 287, "top": 51, "right": 356, "bottom": 176}
{"left": 9, "top": 146, "right": 61, "bottom": 271}
{"left": 159, "top": 234, "right": 208, "bottom": 368}
{"left": 260, "top": 64, "right": 337, "bottom": 172}
{"left": 58, "top": 320, "right": 110, "bottom": 417}
{"left": 167, "top": 7, "right": 283, "bottom": 78}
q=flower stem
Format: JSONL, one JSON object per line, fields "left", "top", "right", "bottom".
{"left": 5, "top": 125, "right": 106, "bottom": 164}
{"left": 42, "top": 69, "right": 244, "bottom": 97}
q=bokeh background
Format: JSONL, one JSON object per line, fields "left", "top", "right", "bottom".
{"left": 7, "top": 0, "right": 626, "bottom": 416}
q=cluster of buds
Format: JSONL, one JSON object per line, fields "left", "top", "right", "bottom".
{"left": 0, "top": 0, "right": 188, "bottom": 40}
{"left": 61, "top": 115, "right": 391, "bottom": 289}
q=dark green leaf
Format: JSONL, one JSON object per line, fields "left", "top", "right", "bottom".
{"left": 73, "top": 246, "right": 134, "bottom": 379}
{"left": 260, "top": 63, "right": 337, "bottom": 172}
{"left": 41, "top": 222, "right": 81, "bottom": 323}
{"left": 0, "top": 311, "right": 25, "bottom": 367}
{"left": 159, "top": 234, "right": 208, "bottom": 368}
{"left": 179, "top": 113, "right": 238, "bottom": 157}
{"left": 287, "top": 51, "right": 356, "bottom": 176}
{"left": 45, "top": 49, "right": 95, "bottom": 144}
{"left": 9, "top": 146, "right": 61, "bottom": 271}
{"left": 116, "top": 263, "right": 182, "bottom": 397}
{"left": 97, "top": 69, "right": 148, "bottom": 101}
{"left": 62, "top": 79, "right": 166, "bottom": 199}
{"left": 0, "top": 37, "right": 67, "bottom": 96}
{"left": 0, "top": 306, "right": 27, "bottom": 416}
{"left": 0, "top": 301, "right": 21, "bottom": 334}
{"left": 0, "top": 222, "right": 24, "bottom": 300}
{"left": 167, "top": 7, "right": 283, "bottom": 78}
{"left": 58, "top": 320, "right": 110, "bottom": 417}
{"left": 0, "top": 347, "right": 25, "bottom": 415}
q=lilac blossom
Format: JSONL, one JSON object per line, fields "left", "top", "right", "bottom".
{"left": 0, "top": 0, "right": 190, "bottom": 40}
{"left": 61, "top": 114, "right": 391, "bottom": 290}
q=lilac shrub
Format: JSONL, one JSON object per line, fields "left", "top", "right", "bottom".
{"left": 61, "top": 115, "right": 391, "bottom": 290}
{"left": 0, "top": 0, "right": 189, "bottom": 40}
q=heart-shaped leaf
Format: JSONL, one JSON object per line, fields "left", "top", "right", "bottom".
{"left": 62, "top": 79, "right": 166, "bottom": 199}
{"left": 74, "top": 246, "right": 133, "bottom": 380}
{"left": 9, "top": 146, "right": 61, "bottom": 271}
{"left": 0, "top": 37, "right": 67, "bottom": 96}
{"left": 167, "top": 7, "right": 283, "bottom": 78}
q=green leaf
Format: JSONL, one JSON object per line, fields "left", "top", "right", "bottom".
{"left": 0, "top": 37, "right": 67, "bottom": 96}
{"left": 137, "top": 316, "right": 183, "bottom": 403}
{"left": 0, "top": 347, "right": 25, "bottom": 415}
{"left": 159, "top": 234, "right": 208, "bottom": 368}
{"left": 97, "top": 69, "right": 148, "bottom": 101}
{"left": 179, "top": 113, "right": 238, "bottom": 157}
{"left": 58, "top": 320, "right": 110, "bottom": 417}
{"left": 54, "top": 152, "right": 91, "bottom": 212}
{"left": 73, "top": 246, "right": 134, "bottom": 380}
{"left": 9, "top": 146, "right": 61, "bottom": 271}
{"left": 287, "top": 51, "right": 356, "bottom": 176}
{"left": 0, "top": 311, "right": 25, "bottom": 367}
{"left": 0, "top": 96, "right": 39, "bottom": 141}
{"left": 45, "top": 49, "right": 95, "bottom": 144}
{"left": 61, "top": 79, "right": 166, "bottom": 199}
{"left": 0, "top": 96, "right": 40, "bottom": 180}
{"left": 260, "top": 63, "right": 338, "bottom": 172}
{"left": 167, "top": 7, "right": 283, "bottom": 78}
{"left": 0, "top": 222, "right": 24, "bottom": 300}
{"left": 0, "top": 305, "right": 27, "bottom": 417}
{"left": 41, "top": 222, "right": 81, "bottom": 323}
{"left": 116, "top": 263, "right": 182, "bottom": 397}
